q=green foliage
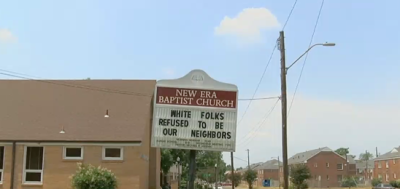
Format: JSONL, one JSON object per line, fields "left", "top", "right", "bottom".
{"left": 289, "top": 164, "right": 311, "bottom": 189}
{"left": 227, "top": 172, "right": 242, "bottom": 187}
{"left": 389, "top": 180, "right": 400, "bottom": 188}
{"left": 71, "top": 163, "right": 117, "bottom": 189}
{"left": 372, "top": 178, "right": 382, "bottom": 187}
{"left": 335, "top": 148, "right": 350, "bottom": 156}
{"left": 161, "top": 149, "right": 226, "bottom": 185}
{"left": 359, "top": 152, "right": 374, "bottom": 161}
{"left": 243, "top": 169, "right": 257, "bottom": 189}
{"left": 161, "top": 149, "right": 175, "bottom": 175}
{"left": 341, "top": 176, "right": 357, "bottom": 187}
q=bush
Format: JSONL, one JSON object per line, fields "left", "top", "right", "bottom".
{"left": 71, "top": 163, "right": 117, "bottom": 189}
{"left": 227, "top": 172, "right": 242, "bottom": 187}
{"left": 243, "top": 169, "right": 257, "bottom": 189}
{"left": 390, "top": 180, "right": 400, "bottom": 188}
{"left": 341, "top": 176, "right": 357, "bottom": 187}
{"left": 372, "top": 178, "right": 382, "bottom": 187}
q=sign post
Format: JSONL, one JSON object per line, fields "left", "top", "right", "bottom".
{"left": 151, "top": 69, "right": 238, "bottom": 189}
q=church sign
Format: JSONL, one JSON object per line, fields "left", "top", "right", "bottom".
{"left": 151, "top": 69, "right": 238, "bottom": 152}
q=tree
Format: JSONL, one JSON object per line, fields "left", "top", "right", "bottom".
{"left": 359, "top": 152, "right": 373, "bottom": 161}
{"left": 335, "top": 148, "right": 350, "bottom": 156}
{"left": 341, "top": 176, "right": 357, "bottom": 187}
{"left": 161, "top": 149, "right": 175, "bottom": 184}
{"left": 371, "top": 178, "right": 382, "bottom": 187}
{"left": 71, "top": 163, "right": 117, "bottom": 189}
{"left": 243, "top": 169, "right": 257, "bottom": 189}
{"left": 227, "top": 172, "right": 242, "bottom": 187}
{"left": 290, "top": 164, "right": 311, "bottom": 189}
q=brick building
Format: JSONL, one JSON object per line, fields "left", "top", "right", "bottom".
{"left": 374, "top": 146, "right": 400, "bottom": 183}
{"left": 286, "top": 147, "right": 356, "bottom": 188}
{"left": 256, "top": 159, "right": 281, "bottom": 187}
{"left": 0, "top": 80, "right": 160, "bottom": 189}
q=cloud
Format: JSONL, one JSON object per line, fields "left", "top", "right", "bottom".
{"left": 225, "top": 93, "right": 400, "bottom": 167}
{"left": 0, "top": 29, "right": 17, "bottom": 43}
{"left": 214, "top": 8, "right": 280, "bottom": 44}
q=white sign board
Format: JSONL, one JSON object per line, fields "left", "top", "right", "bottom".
{"left": 151, "top": 69, "right": 238, "bottom": 152}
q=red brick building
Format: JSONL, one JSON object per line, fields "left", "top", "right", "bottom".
{"left": 374, "top": 146, "right": 400, "bottom": 183}
{"left": 287, "top": 147, "right": 356, "bottom": 188}
{"left": 256, "top": 159, "right": 281, "bottom": 187}
{"left": 0, "top": 80, "right": 160, "bottom": 189}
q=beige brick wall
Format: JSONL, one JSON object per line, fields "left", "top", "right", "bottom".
{"left": 0, "top": 144, "right": 154, "bottom": 189}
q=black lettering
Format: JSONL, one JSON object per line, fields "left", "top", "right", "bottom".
{"left": 162, "top": 128, "right": 177, "bottom": 136}
{"left": 171, "top": 110, "right": 192, "bottom": 118}
{"left": 158, "top": 118, "right": 189, "bottom": 127}
{"left": 189, "top": 130, "right": 232, "bottom": 140}
{"left": 200, "top": 112, "right": 225, "bottom": 120}
{"left": 215, "top": 122, "right": 224, "bottom": 129}
{"left": 198, "top": 121, "right": 207, "bottom": 129}
{"left": 221, "top": 132, "right": 227, "bottom": 139}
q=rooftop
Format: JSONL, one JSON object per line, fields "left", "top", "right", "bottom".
{"left": 0, "top": 80, "right": 155, "bottom": 142}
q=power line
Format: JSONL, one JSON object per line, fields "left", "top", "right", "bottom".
{"left": 282, "top": 0, "right": 299, "bottom": 30}
{"left": 288, "top": 0, "right": 325, "bottom": 116}
{"left": 233, "top": 156, "right": 248, "bottom": 163}
{"left": 237, "top": 0, "right": 299, "bottom": 126}
{"left": 0, "top": 72, "right": 151, "bottom": 97}
{"left": 0, "top": 69, "right": 276, "bottom": 101}
{"left": 237, "top": 98, "right": 280, "bottom": 147}
{"left": 239, "top": 96, "right": 280, "bottom": 101}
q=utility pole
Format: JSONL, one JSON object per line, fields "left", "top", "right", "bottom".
{"left": 376, "top": 147, "right": 378, "bottom": 158}
{"left": 247, "top": 149, "right": 250, "bottom": 170}
{"left": 230, "top": 152, "right": 235, "bottom": 189}
{"left": 279, "top": 30, "right": 289, "bottom": 189}
{"left": 365, "top": 150, "right": 368, "bottom": 183}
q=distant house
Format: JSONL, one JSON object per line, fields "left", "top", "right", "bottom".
{"left": 356, "top": 160, "right": 374, "bottom": 183}
{"left": 285, "top": 147, "right": 355, "bottom": 188}
{"left": 374, "top": 146, "right": 400, "bottom": 183}
{"left": 255, "top": 159, "right": 281, "bottom": 187}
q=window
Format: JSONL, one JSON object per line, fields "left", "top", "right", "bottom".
{"left": 394, "top": 173, "right": 397, "bottom": 179}
{"left": 378, "top": 162, "right": 382, "bottom": 168}
{"left": 63, "top": 147, "right": 83, "bottom": 160}
{"left": 337, "top": 175, "right": 343, "bottom": 182}
{"left": 326, "top": 162, "right": 330, "bottom": 168}
{"left": 23, "top": 146, "right": 44, "bottom": 184}
{"left": 394, "top": 159, "right": 396, "bottom": 164}
{"left": 337, "top": 163, "right": 343, "bottom": 170}
{"left": 102, "top": 147, "right": 123, "bottom": 160}
{"left": 386, "top": 174, "right": 389, "bottom": 181}
{"left": 314, "top": 163, "right": 318, "bottom": 167}
{"left": 0, "top": 146, "right": 4, "bottom": 184}
{"left": 378, "top": 174, "right": 382, "bottom": 179}
{"left": 326, "top": 175, "right": 329, "bottom": 180}
{"left": 386, "top": 161, "right": 389, "bottom": 168}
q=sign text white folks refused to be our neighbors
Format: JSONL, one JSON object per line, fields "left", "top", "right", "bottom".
{"left": 151, "top": 69, "right": 238, "bottom": 152}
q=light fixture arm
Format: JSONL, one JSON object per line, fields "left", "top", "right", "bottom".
{"left": 285, "top": 43, "right": 335, "bottom": 73}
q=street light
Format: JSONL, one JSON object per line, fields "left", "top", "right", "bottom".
{"left": 286, "top": 42, "right": 336, "bottom": 71}
{"left": 278, "top": 30, "right": 336, "bottom": 189}
{"left": 177, "top": 157, "right": 181, "bottom": 189}
{"left": 214, "top": 164, "right": 218, "bottom": 189}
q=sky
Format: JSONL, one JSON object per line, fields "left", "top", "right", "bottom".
{"left": 1, "top": 0, "right": 400, "bottom": 168}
